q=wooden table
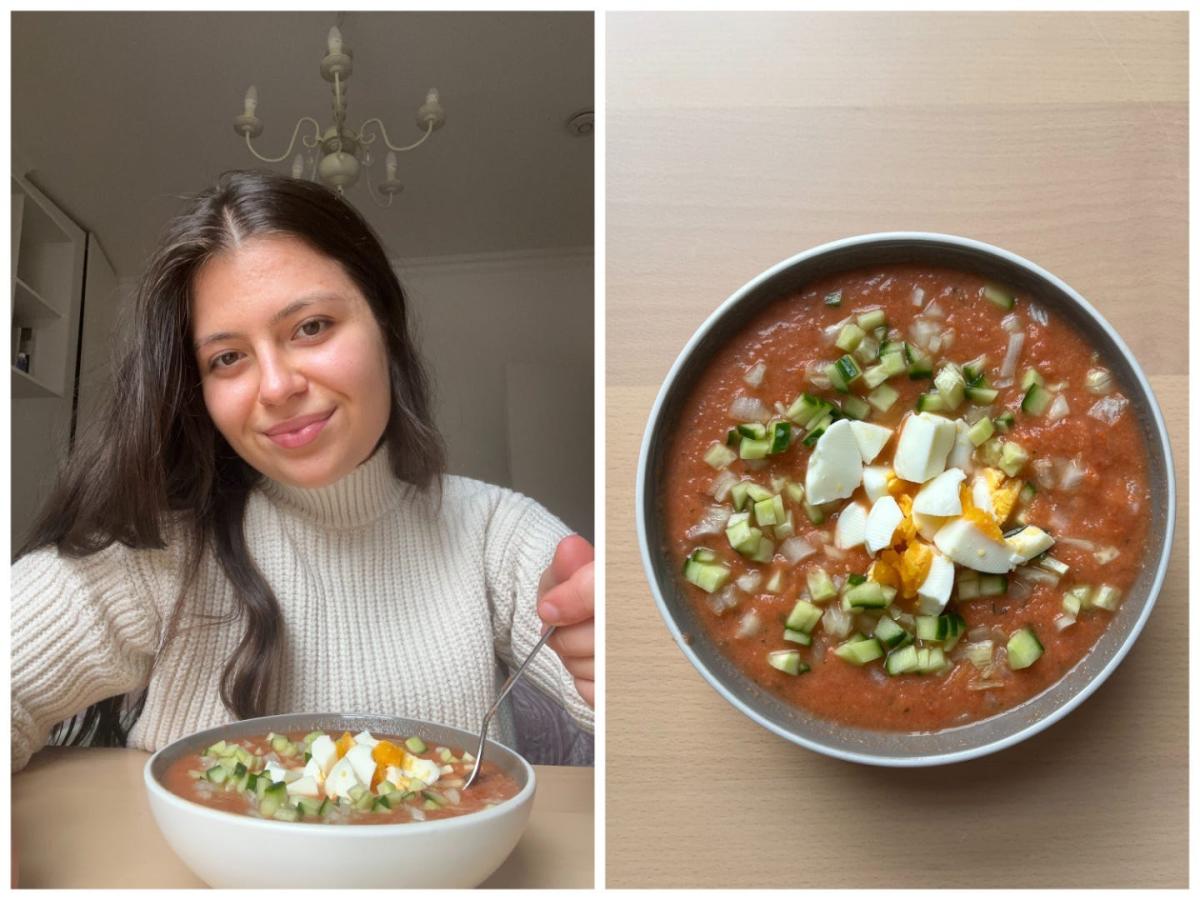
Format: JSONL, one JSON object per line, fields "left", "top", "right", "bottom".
{"left": 606, "top": 11, "right": 1186, "bottom": 889}
{"left": 11, "top": 747, "right": 593, "bottom": 888}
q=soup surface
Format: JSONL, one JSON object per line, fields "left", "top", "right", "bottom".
{"left": 663, "top": 263, "right": 1149, "bottom": 732}
{"left": 164, "top": 728, "right": 520, "bottom": 824}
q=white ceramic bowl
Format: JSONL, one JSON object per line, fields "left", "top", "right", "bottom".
{"left": 144, "top": 712, "right": 535, "bottom": 888}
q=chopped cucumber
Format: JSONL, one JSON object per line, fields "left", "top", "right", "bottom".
{"left": 1006, "top": 626, "right": 1044, "bottom": 669}
{"left": 785, "top": 599, "right": 823, "bottom": 634}
{"left": 907, "top": 349, "right": 934, "bottom": 379}
{"left": 967, "top": 417, "right": 995, "bottom": 446}
{"left": 998, "top": 441, "right": 1030, "bottom": 477}
{"left": 965, "top": 385, "right": 999, "bottom": 405}
{"left": 767, "top": 649, "right": 809, "bottom": 675}
{"left": 824, "top": 290, "right": 843, "bottom": 307}
{"left": 726, "top": 512, "right": 763, "bottom": 556}
{"left": 783, "top": 628, "right": 812, "bottom": 646}
{"left": 983, "top": 284, "right": 1015, "bottom": 310}
{"left": 879, "top": 349, "right": 908, "bottom": 377}
{"left": 885, "top": 644, "right": 920, "bottom": 675}
{"left": 836, "top": 323, "right": 866, "bottom": 352}
{"left": 874, "top": 616, "right": 912, "bottom": 650}
{"left": 806, "top": 567, "right": 838, "bottom": 603}
{"left": 1021, "top": 383, "right": 1052, "bottom": 415}
{"left": 835, "top": 636, "right": 885, "bottom": 666}
{"left": 737, "top": 422, "right": 767, "bottom": 440}
{"left": 862, "top": 363, "right": 891, "bottom": 389}
{"left": 768, "top": 420, "right": 792, "bottom": 454}
{"left": 867, "top": 383, "right": 899, "bottom": 412}
{"left": 857, "top": 308, "right": 887, "bottom": 331}
{"left": 934, "top": 366, "right": 966, "bottom": 411}
{"left": 916, "top": 392, "right": 945, "bottom": 412}
{"left": 684, "top": 550, "right": 731, "bottom": 593}
{"left": 1021, "top": 368, "right": 1044, "bottom": 391}
{"left": 1091, "top": 584, "right": 1121, "bottom": 611}
{"left": 978, "top": 574, "right": 1008, "bottom": 597}
{"left": 842, "top": 581, "right": 889, "bottom": 609}
{"left": 993, "top": 410, "right": 1015, "bottom": 432}
{"left": 739, "top": 437, "right": 771, "bottom": 460}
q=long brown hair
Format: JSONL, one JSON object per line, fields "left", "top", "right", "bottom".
{"left": 20, "top": 169, "right": 446, "bottom": 747}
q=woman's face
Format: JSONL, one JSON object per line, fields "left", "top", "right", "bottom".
{"left": 191, "top": 234, "right": 392, "bottom": 488}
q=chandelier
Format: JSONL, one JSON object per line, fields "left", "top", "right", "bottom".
{"left": 232, "top": 25, "right": 445, "bottom": 207}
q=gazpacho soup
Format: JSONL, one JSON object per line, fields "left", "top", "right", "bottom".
{"left": 164, "top": 728, "right": 520, "bottom": 823}
{"left": 665, "top": 264, "right": 1149, "bottom": 731}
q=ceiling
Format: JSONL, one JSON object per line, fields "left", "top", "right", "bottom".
{"left": 12, "top": 11, "right": 594, "bottom": 278}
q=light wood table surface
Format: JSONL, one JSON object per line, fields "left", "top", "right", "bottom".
{"left": 605, "top": 11, "right": 1186, "bottom": 889}
{"left": 11, "top": 747, "right": 593, "bottom": 888}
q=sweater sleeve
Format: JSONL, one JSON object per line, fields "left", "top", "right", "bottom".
{"left": 10, "top": 543, "right": 165, "bottom": 772}
{"left": 485, "top": 492, "right": 594, "bottom": 734}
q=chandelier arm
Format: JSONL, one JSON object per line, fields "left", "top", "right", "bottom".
{"left": 358, "top": 119, "right": 435, "bottom": 153}
{"left": 361, "top": 161, "right": 395, "bottom": 209}
{"left": 243, "top": 117, "right": 325, "bottom": 164}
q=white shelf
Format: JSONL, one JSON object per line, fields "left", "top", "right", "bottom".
{"left": 12, "top": 365, "right": 61, "bottom": 399}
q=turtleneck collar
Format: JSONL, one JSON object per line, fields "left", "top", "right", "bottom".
{"left": 258, "top": 445, "right": 412, "bottom": 528}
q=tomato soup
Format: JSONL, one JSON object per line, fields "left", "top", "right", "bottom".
{"left": 663, "top": 264, "right": 1149, "bottom": 732}
{"left": 164, "top": 728, "right": 520, "bottom": 824}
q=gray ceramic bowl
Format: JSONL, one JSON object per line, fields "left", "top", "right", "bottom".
{"left": 636, "top": 232, "right": 1175, "bottom": 767}
{"left": 144, "top": 712, "right": 535, "bottom": 888}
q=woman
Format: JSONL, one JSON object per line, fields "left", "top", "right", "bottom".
{"left": 11, "top": 170, "right": 594, "bottom": 775}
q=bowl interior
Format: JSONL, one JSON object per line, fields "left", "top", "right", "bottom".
{"left": 639, "top": 234, "right": 1174, "bottom": 765}
{"left": 148, "top": 712, "right": 533, "bottom": 804}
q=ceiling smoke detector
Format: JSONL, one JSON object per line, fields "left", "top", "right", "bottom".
{"left": 566, "top": 110, "right": 594, "bottom": 137}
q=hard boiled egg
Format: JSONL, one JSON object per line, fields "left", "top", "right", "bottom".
{"left": 848, "top": 421, "right": 894, "bottom": 464}
{"left": 933, "top": 517, "right": 1014, "bottom": 574}
{"left": 309, "top": 734, "right": 338, "bottom": 778}
{"left": 864, "top": 495, "right": 904, "bottom": 555}
{"left": 344, "top": 743, "right": 378, "bottom": 788}
{"left": 285, "top": 775, "right": 322, "bottom": 798}
{"left": 862, "top": 466, "right": 892, "bottom": 503}
{"left": 1007, "top": 525, "right": 1055, "bottom": 564}
{"left": 805, "top": 419, "right": 864, "bottom": 504}
{"left": 912, "top": 468, "right": 966, "bottom": 516}
{"left": 324, "top": 756, "right": 362, "bottom": 800}
{"left": 892, "top": 413, "right": 957, "bottom": 484}
{"left": 834, "top": 501, "right": 868, "bottom": 549}
{"left": 917, "top": 551, "right": 956, "bottom": 615}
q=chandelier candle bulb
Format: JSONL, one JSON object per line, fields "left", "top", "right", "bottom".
{"left": 327, "top": 26, "right": 343, "bottom": 55}
{"left": 386, "top": 151, "right": 398, "bottom": 180}
{"left": 244, "top": 85, "right": 258, "bottom": 117}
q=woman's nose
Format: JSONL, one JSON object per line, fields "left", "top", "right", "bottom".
{"left": 257, "top": 349, "right": 307, "bottom": 406}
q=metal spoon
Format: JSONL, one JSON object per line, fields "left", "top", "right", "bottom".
{"left": 463, "top": 625, "right": 556, "bottom": 790}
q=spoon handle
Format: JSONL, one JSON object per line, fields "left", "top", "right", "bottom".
{"left": 464, "top": 625, "right": 557, "bottom": 790}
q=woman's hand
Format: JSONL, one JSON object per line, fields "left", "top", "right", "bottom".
{"left": 537, "top": 535, "right": 595, "bottom": 708}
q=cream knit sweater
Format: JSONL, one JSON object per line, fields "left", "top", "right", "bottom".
{"left": 11, "top": 450, "right": 593, "bottom": 772}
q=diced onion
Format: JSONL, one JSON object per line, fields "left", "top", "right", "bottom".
{"left": 736, "top": 610, "right": 762, "bottom": 638}
{"left": 821, "top": 604, "right": 854, "bottom": 639}
{"left": 1000, "top": 312, "right": 1022, "bottom": 334}
{"left": 1056, "top": 457, "right": 1086, "bottom": 491}
{"left": 1085, "top": 367, "right": 1114, "bottom": 395}
{"left": 774, "top": 400, "right": 789, "bottom": 418}
{"left": 444, "top": 789, "right": 461, "bottom": 806}
{"left": 806, "top": 363, "right": 833, "bottom": 390}
{"left": 967, "top": 679, "right": 1004, "bottom": 692}
{"left": 967, "top": 625, "right": 992, "bottom": 643}
{"left": 409, "top": 807, "right": 426, "bottom": 822}
{"left": 1032, "top": 458, "right": 1057, "bottom": 489}
{"left": 1054, "top": 614, "right": 1076, "bottom": 632}
{"left": 940, "top": 329, "right": 955, "bottom": 350}
{"left": 1047, "top": 394, "right": 1070, "bottom": 421}
{"left": 909, "top": 317, "right": 940, "bottom": 351}
{"left": 964, "top": 641, "right": 994, "bottom": 671}
{"left": 924, "top": 301, "right": 945, "bottom": 318}
{"left": 1057, "top": 535, "right": 1097, "bottom": 551}
{"left": 1094, "top": 546, "right": 1120, "bottom": 564}
{"left": 823, "top": 544, "right": 846, "bottom": 560}
{"left": 824, "top": 316, "right": 852, "bottom": 344}
{"left": 706, "top": 585, "right": 739, "bottom": 615}
{"left": 1088, "top": 394, "right": 1128, "bottom": 425}
{"left": 686, "top": 505, "right": 731, "bottom": 539}
{"left": 1015, "top": 566, "right": 1059, "bottom": 585}
{"left": 1027, "top": 304, "right": 1048, "bottom": 326}
{"left": 963, "top": 405, "right": 992, "bottom": 425}
{"left": 710, "top": 470, "right": 739, "bottom": 502}
{"left": 912, "top": 286, "right": 926, "bottom": 307}
{"left": 729, "top": 395, "right": 770, "bottom": 423}
{"left": 736, "top": 571, "right": 763, "bottom": 593}
{"left": 999, "top": 332, "right": 1025, "bottom": 379}
{"left": 780, "top": 537, "right": 817, "bottom": 565}
{"left": 743, "top": 361, "right": 767, "bottom": 388}
{"left": 1007, "top": 577, "right": 1033, "bottom": 601}
{"left": 744, "top": 459, "right": 769, "bottom": 471}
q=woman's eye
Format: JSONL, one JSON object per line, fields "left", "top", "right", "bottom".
{"left": 210, "top": 351, "right": 242, "bottom": 371}
{"left": 297, "top": 318, "right": 330, "bottom": 338}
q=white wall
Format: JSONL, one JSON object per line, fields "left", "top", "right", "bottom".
{"left": 398, "top": 248, "right": 594, "bottom": 540}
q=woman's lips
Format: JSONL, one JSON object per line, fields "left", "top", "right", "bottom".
{"left": 263, "top": 410, "right": 334, "bottom": 449}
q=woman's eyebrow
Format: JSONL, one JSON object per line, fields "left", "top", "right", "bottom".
{"left": 193, "top": 292, "right": 346, "bottom": 350}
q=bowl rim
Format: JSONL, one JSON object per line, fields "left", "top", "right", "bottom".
{"left": 143, "top": 712, "right": 537, "bottom": 833}
{"left": 635, "top": 230, "right": 1176, "bottom": 767}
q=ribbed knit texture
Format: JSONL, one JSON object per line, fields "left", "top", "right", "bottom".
{"left": 10, "top": 450, "right": 593, "bottom": 772}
